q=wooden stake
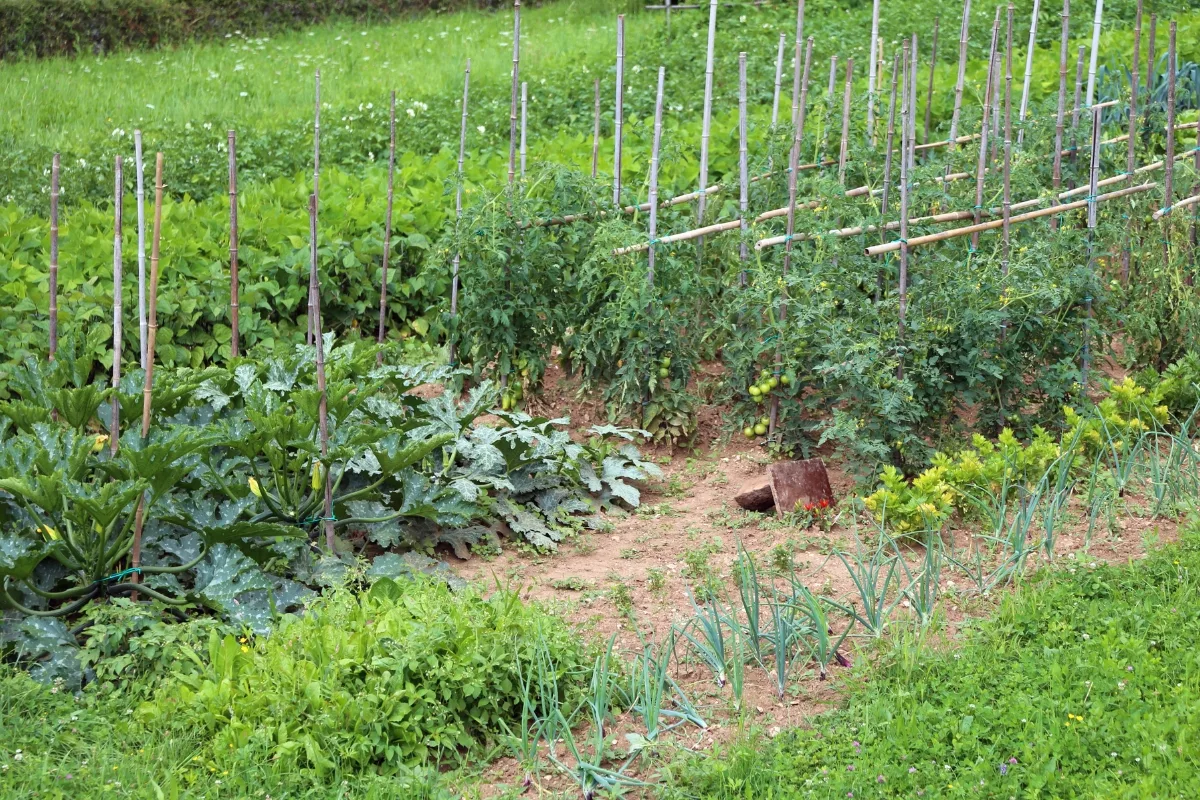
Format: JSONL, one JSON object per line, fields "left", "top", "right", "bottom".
{"left": 377, "top": 92, "right": 396, "bottom": 364}
{"left": 696, "top": 0, "right": 718, "bottom": 228}
{"left": 49, "top": 154, "right": 59, "bottom": 361}
{"left": 134, "top": 130, "right": 147, "bottom": 371}
{"left": 591, "top": 78, "right": 601, "bottom": 178}
{"left": 613, "top": 15, "right": 625, "bottom": 206}
{"left": 649, "top": 67, "right": 666, "bottom": 286}
{"left": 129, "top": 152, "right": 164, "bottom": 593}
{"left": 1084, "top": 0, "right": 1103, "bottom": 107}
{"left": 1121, "top": 0, "right": 1141, "bottom": 284}
{"left": 228, "top": 131, "right": 240, "bottom": 359}
{"left": 111, "top": 156, "right": 123, "bottom": 456}
{"left": 738, "top": 52, "right": 749, "bottom": 287}
{"left": 867, "top": 0, "right": 881, "bottom": 144}
{"left": 508, "top": 1, "right": 521, "bottom": 187}
{"left": 838, "top": 59, "right": 853, "bottom": 185}
{"left": 924, "top": 18, "right": 939, "bottom": 145}
{"left": 1017, "top": 0, "right": 1041, "bottom": 145}
{"left": 450, "top": 60, "right": 470, "bottom": 366}
{"left": 949, "top": 0, "right": 972, "bottom": 145}
{"left": 307, "top": 71, "right": 321, "bottom": 346}
{"left": 308, "top": 193, "right": 334, "bottom": 552}
{"left": 1051, "top": 0, "right": 1071, "bottom": 218}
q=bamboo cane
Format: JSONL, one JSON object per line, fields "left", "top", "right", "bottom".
{"left": 1051, "top": 0, "right": 1070, "bottom": 217}
{"left": 1017, "top": 0, "right": 1041, "bottom": 146}
{"left": 990, "top": 51, "right": 1002, "bottom": 165}
{"left": 876, "top": 51, "right": 901, "bottom": 303}
{"left": 450, "top": 60, "right": 470, "bottom": 367}
{"left": 696, "top": 0, "right": 718, "bottom": 230}
{"left": 738, "top": 52, "right": 749, "bottom": 287}
{"left": 307, "top": 193, "right": 334, "bottom": 552}
{"left": 508, "top": 1, "right": 521, "bottom": 187}
{"left": 613, "top": 15, "right": 625, "bottom": 206}
{"left": 867, "top": 0, "right": 881, "bottom": 145}
{"left": 1121, "top": 0, "right": 1141, "bottom": 283}
{"left": 111, "top": 156, "right": 123, "bottom": 456}
{"left": 649, "top": 67, "right": 666, "bottom": 286}
{"left": 1084, "top": 0, "right": 1103, "bottom": 108}
{"left": 377, "top": 92, "right": 397, "bottom": 365}
{"left": 771, "top": 36, "right": 813, "bottom": 437}
{"left": 614, "top": 219, "right": 746, "bottom": 256}
{"left": 1070, "top": 46, "right": 1084, "bottom": 155}
{"left": 49, "top": 155, "right": 59, "bottom": 362}
{"left": 1059, "top": 149, "right": 1190, "bottom": 199}
{"left": 1082, "top": 104, "right": 1101, "bottom": 386}
{"left": 591, "top": 78, "right": 601, "bottom": 179}
{"left": 865, "top": 182, "right": 1158, "bottom": 254}
{"left": 520, "top": 81, "right": 528, "bottom": 178}
{"left": 1145, "top": 15, "right": 1156, "bottom": 101}
{"left": 971, "top": 11, "right": 1001, "bottom": 250}
{"left": 898, "top": 41, "right": 911, "bottom": 354}
{"left": 134, "top": 130, "right": 147, "bottom": 370}
{"left": 308, "top": 71, "right": 320, "bottom": 346}
{"left": 838, "top": 59, "right": 853, "bottom": 185}
{"left": 1104, "top": 120, "right": 1197, "bottom": 147}
{"left": 794, "top": 0, "right": 806, "bottom": 55}
{"left": 770, "top": 33, "right": 785, "bottom": 172}
{"left": 228, "top": 131, "right": 240, "bottom": 359}
{"left": 1000, "top": 3, "right": 1014, "bottom": 340}
{"left": 130, "top": 152, "right": 164, "bottom": 593}
{"left": 1163, "top": 22, "right": 1176, "bottom": 220}
{"left": 924, "top": 18, "right": 939, "bottom": 146}
{"left": 1154, "top": 193, "right": 1200, "bottom": 220}
{"left": 949, "top": 0, "right": 972, "bottom": 145}
{"left": 827, "top": 55, "right": 838, "bottom": 100}
{"left": 909, "top": 34, "right": 918, "bottom": 177}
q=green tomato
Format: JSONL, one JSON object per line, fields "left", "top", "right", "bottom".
{"left": 501, "top": 396, "right": 512, "bottom": 411}
{"left": 658, "top": 367, "right": 669, "bottom": 378}
{"left": 759, "top": 416, "right": 769, "bottom": 426}
{"left": 768, "top": 376, "right": 780, "bottom": 389}
{"left": 758, "top": 382, "right": 772, "bottom": 395}
{"left": 754, "top": 394, "right": 765, "bottom": 404}
{"left": 662, "top": 356, "right": 672, "bottom": 367}
{"left": 743, "top": 426, "right": 756, "bottom": 439}
{"left": 780, "top": 375, "right": 792, "bottom": 387}
{"left": 748, "top": 385, "right": 761, "bottom": 397}
{"left": 753, "top": 423, "right": 768, "bottom": 436}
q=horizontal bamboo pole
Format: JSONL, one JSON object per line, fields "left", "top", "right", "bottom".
{"left": 1103, "top": 119, "right": 1198, "bottom": 146}
{"left": 613, "top": 218, "right": 745, "bottom": 255}
{"left": 865, "top": 181, "right": 1157, "bottom": 255}
{"left": 1153, "top": 192, "right": 1200, "bottom": 219}
{"left": 756, "top": 196, "right": 1043, "bottom": 249}
{"left": 1058, "top": 149, "right": 1192, "bottom": 200}
{"left": 914, "top": 132, "right": 980, "bottom": 152}
{"left": 845, "top": 170, "right": 974, "bottom": 198}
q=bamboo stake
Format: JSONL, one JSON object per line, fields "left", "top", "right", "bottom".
{"left": 876, "top": 51, "right": 901, "bottom": 302}
{"left": 696, "top": 0, "right": 718, "bottom": 229}
{"left": 1163, "top": 22, "right": 1176, "bottom": 220}
{"left": 794, "top": 0, "right": 806, "bottom": 55}
{"left": 615, "top": 219, "right": 745, "bottom": 256}
{"left": 49, "top": 155, "right": 59, "bottom": 361}
{"left": 1145, "top": 15, "right": 1156, "bottom": 100}
{"left": 1104, "top": 120, "right": 1197, "bottom": 147}
{"left": 898, "top": 40, "right": 912, "bottom": 356}
{"left": 450, "top": 60, "right": 470, "bottom": 366}
{"left": 867, "top": 0, "right": 881, "bottom": 144}
{"left": 1017, "top": 0, "right": 1041, "bottom": 145}
{"left": 1059, "top": 150, "right": 1190, "bottom": 199}
{"left": 377, "top": 92, "right": 397, "bottom": 365}
{"left": 613, "top": 15, "right": 625, "bottom": 206}
{"left": 1121, "top": 0, "right": 1141, "bottom": 284}
{"left": 307, "top": 193, "right": 334, "bottom": 552}
{"left": 308, "top": 71, "right": 320, "bottom": 346}
{"left": 1154, "top": 193, "right": 1200, "bottom": 220}
{"left": 949, "top": 0, "right": 972, "bottom": 145}
{"left": 827, "top": 55, "right": 838, "bottom": 99}
{"left": 1083, "top": 104, "right": 1101, "bottom": 386}
{"left": 769, "top": 33, "right": 785, "bottom": 172}
{"left": 971, "top": 12, "right": 1001, "bottom": 250}
{"left": 866, "top": 182, "right": 1158, "bottom": 254}
{"left": 1001, "top": 3, "right": 1014, "bottom": 339}
{"left": 1051, "top": 0, "right": 1071, "bottom": 218}
{"left": 1084, "top": 0, "right": 1103, "bottom": 108}
{"left": 520, "top": 82, "right": 528, "bottom": 178}
{"left": 838, "top": 59, "right": 853, "bottom": 185}
{"left": 130, "top": 152, "right": 164, "bottom": 592}
{"left": 990, "top": 50, "right": 1002, "bottom": 165}
{"left": 924, "top": 18, "right": 939, "bottom": 145}
{"left": 738, "top": 52, "right": 749, "bottom": 287}
{"left": 591, "top": 78, "right": 601, "bottom": 179}
{"left": 771, "top": 36, "right": 813, "bottom": 437}
{"left": 909, "top": 34, "right": 918, "bottom": 177}
{"left": 228, "top": 131, "right": 240, "bottom": 359}
{"left": 649, "top": 67, "right": 666, "bottom": 286}
{"left": 508, "top": 1, "right": 521, "bottom": 187}
{"left": 821, "top": 54, "right": 836, "bottom": 163}
{"left": 1070, "top": 45, "right": 1085, "bottom": 155}
{"left": 111, "top": 156, "right": 123, "bottom": 456}
{"left": 134, "top": 130, "right": 147, "bottom": 370}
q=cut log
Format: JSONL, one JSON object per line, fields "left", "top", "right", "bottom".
{"left": 768, "top": 458, "right": 834, "bottom": 516}
{"left": 733, "top": 458, "right": 835, "bottom": 515}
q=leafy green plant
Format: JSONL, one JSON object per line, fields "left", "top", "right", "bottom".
{"left": 861, "top": 465, "right": 955, "bottom": 535}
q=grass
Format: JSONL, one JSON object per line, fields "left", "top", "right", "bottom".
{"left": 660, "top": 520, "right": 1200, "bottom": 799}
{"left": 0, "top": 0, "right": 651, "bottom": 153}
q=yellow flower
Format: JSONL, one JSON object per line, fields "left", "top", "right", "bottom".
{"left": 248, "top": 477, "right": 262, "bottom": 498}
{"left": 40, "top": 525, "right": 60, "bottom": 541}
{"left": 240, "top": 645, "right": 249, "bottom": 653}
{"left": 92, "top": 435, "right": 109, "bottom": 454}
{"left": 311, "top": 462, "right": 324, "bottom": 492}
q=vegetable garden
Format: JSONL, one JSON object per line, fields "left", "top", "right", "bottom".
{"left": 2, "top": 0, "right": 1200, "bottom": 796}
